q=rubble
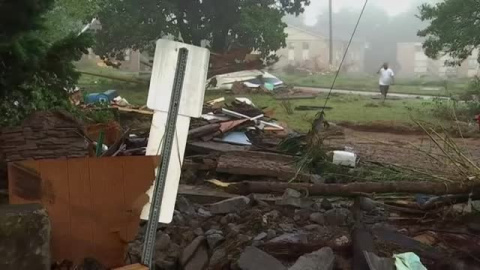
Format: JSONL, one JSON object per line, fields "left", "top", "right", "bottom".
{"left": 209, "top": 196, "right": 251, "bottom": 214}
{"left": 6, "top": 72, "right": 480, "bottom": 270}
{"left": 237, "top": 246, "right": 286, "bottom": 270}
{"left": 288, "top": 247, "right": 335, "bottom": 270}
{"left": 0, "top": 204, "right": 50, "bottom": 270}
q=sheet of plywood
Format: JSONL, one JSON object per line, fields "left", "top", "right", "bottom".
{"left": 8, "top": 156, "right": 158, "bottom": 268}
{"left": 39, "top": 158, "right": 72, "bottom": 262}
{"left": 67, "top": 158, "right": 95, "bottom": 262}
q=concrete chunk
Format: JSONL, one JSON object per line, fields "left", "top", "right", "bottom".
{"left": 210, "top": 196, "right": 250, "bottom": 214}
{"left": 238, "top": 246, "right": 286, "bottom": 270}
{"left": 289, "top": 247, "right": 335, "bottom": 270}
{"left": 0, "top": 204, "right": 50, "bottom": 270}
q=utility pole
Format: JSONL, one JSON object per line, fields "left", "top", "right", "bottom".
{"left": 329, "top": 0, "right": 333, "bottom": 65}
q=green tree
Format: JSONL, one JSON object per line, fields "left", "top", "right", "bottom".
{"left": 418, "top": 0, "right": 480, "bottom": 65}
{"left": 43, "top": 0, "right": 101, "bottom": 42}
{"left": 0, "top": 0, "right": 92, "bottom": 126}
{"left": 94, "top": 0, "right": 310, "bottom": 62}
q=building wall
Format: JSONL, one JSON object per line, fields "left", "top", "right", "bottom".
{"left": 397, "top": 42, "right": 480, "bottom": 78}
{"left": 274, "top": 27, "right": 365, "bottom": 73}
{"left": 79, "top": 49, "right": 146, "bottom": 73}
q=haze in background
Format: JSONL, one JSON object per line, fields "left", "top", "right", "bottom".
{"left": 285, "top": 0, "right": 441, "bottom": 73}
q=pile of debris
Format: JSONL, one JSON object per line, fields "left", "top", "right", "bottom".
{"left": 119, "top": 192, "right": 480, "bottom": 270}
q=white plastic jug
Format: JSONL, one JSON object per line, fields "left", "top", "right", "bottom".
{"left": 332, "top": 151, "right": 357, "bottom": 168}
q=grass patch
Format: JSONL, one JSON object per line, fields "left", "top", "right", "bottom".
{"left": 204, "top": 92, "right": 444, "bottom": 132}
{"left": 273, "top": 72, "right": 469, "bottom": 97}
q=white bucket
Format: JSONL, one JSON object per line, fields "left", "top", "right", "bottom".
{"left": 332, "top": 151, "right": 357, "bottom": 168}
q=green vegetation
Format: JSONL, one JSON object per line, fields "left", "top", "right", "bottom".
{"left": 273, "top": 72, "right": 468, "bottom": 96}
{"left": 94, "top": 0, "right": 309, "bottom": 64}
{"left": 0, "top": 0, "right": 93, "bottom": 126}
{"left": 419, "top": 0, "right": 480, "bottom": 65}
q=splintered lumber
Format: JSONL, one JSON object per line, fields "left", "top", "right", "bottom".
{"left": 226, "top": 181, "right": 480, "bottom": 196}
{"left": 217, "top": 151, "right": 312, "bottom": 182}
{"left": 188, "top": 123, "right": 221, "bottom": 139}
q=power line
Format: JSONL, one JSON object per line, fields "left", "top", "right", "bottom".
{"left": 320, "top": 0, "right": 369, "bottom": 114}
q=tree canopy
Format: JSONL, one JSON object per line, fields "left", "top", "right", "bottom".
{"left": 418, "top": 0, "right": 480, "bottom": 65}
{"left": 0, "top": 0, "right": 92, "bottom": 125}
{"left": 94, "top": 0, "right": 310, "bottom": 62}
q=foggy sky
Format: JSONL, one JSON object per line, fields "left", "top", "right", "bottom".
{"left": 304, "top": 0, "right": 440, "bottom": 25}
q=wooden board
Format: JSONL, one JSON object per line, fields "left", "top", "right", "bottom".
{"left": 8, "top": 156, "right": 158, "bottom": 268}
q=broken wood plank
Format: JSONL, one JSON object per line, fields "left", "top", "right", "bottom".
{"left": 226, "top": 181, "right": 480, "bottom": 196}
{"left": 178, "top": 184, "right": 278, "bottom": 204}
{"left": 217, "top": 151, "right": 313, "bottom": 182}
{"left": 187, "top": 141, "right": 251, "bottom": 154}
{"left": 188, "top": 123, "right": 221, "bottom": 139}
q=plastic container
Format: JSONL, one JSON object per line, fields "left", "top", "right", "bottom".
{"left": 85, "top": 93, "right": 109, "bottom": 104}
{"left": 332, "top": 151, "right": 357, "bottom": 167}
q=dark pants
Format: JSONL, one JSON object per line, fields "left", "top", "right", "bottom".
{"left": 379, "top": 85, "right": 390, "bottom": 97}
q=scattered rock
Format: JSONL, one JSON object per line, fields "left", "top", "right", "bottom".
{"left": 268, "top": 233, "right": 308, "bottom": 245}
{"left": 321, "top": 199, "right": 333, "bottom": 211}
{"left": 237, "top": 246, "right": 287, "bottom": 270}
{"left": 173, "top": 210, "right": 186, "bottom": 225}
{"left": 279, "top": 223, "right": 294, "bottom": 232}
{"left": 221, "top": 213, "right": 241, "bottom": 225}
{"left": 288, "top": 247, "right": 335, "bottom": 270}
{"left": 180, "top": 236, "right": 209, "bottom": 270}
{"left": 206, "top": 232, "right": 225, "bottom": 250}
{"left": 276, "top": 197, "right": 314, "bottom": 209}
{"left": 334, "top": 236, "right": 350, "bottom": 247}
{"left": 154, "top": 258, "right": 177, "bottom": 270}
{"left": 0, "top": 204, "right": 50, "bottom": 270}
{"left": 309, "top": 212, "right": 326, "bottom": 225}
{"left": 254, "top": 232, "right": 268, "bottom": 241}
{"left": 180, "top": 236, "right": 204, "bottom": 265}
{"left": 209, "top": 248, "right": 227, "bottom": 268}
{"left": 210, "top": 196, "right": 251, "bottom": 214}
{"left": 263, "top": 210, "right": 280, "bottom": 223}
{"left": 294, "top": 209, "right": 311, "bottom": 222}
{"left": 310, "top": 175, "right": 325, "bottom": 185}
{"left": 324, "top": 208, "right": 353, "bottom": 226}
{"left": 194, "top": 228, "right": 204, "bottom": 236}
{"left": 266, "top": 229, "right": 277, "bottom": 240}
{"left": 175, "top": 196, "right": 195, "bottom": 215}
{"left": 197, "top": 208, "right": 212, "bottom": 218}
{"left": 304, "top": 224, "right": 322, "bottom": 231}
{"left": 284, "top": 188, "right": 302, "bottom": 198}
{"left": 254, "top": 197, "right": 271, "bottom": 208}
{"left": 155, "top": 232, "right": 171, "bottom": 251}
{"left": 237, "top": 234, "right": 252, "bottom": 243}
{"left": 357, "top": 197, "right": 376, "bottom": 212}
{"left": 206, "top": 229, "right": 223, "bottom": 236}
{"left": 227, "top": 223, "right": 241, "bottom": 235}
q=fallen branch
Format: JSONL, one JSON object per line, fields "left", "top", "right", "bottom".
{"left": 226, "top": 181, "right": 480, "bottom": 196}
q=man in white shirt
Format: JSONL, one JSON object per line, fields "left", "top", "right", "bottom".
{"left": 378, "top": 63, "right": 395, "bottom": 100}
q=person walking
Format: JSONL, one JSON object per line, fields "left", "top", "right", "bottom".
{"left": 378, "top": 63, "right": 395, "bottom": 100}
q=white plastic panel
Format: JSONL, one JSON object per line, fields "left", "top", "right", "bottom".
{"left": 142, "top": 111, "right": 191, "bottom": 223}
{"left": 147, "top": 39, "right": 210, "bottom": 118}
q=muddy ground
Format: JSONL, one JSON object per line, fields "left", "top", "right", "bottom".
{"left": 329, "top": 127, "right": 480, "bottom": 178}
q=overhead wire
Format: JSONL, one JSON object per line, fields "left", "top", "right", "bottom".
{"left": 320, "top": 0, "right": 369, "bottom": 115}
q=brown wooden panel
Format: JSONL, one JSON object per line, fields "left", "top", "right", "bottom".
{"left": 38, "top": 158, "right": 71, "bottom": 262}
{"left": 122, "top": 156, "right": 157, "bottom": 241}
{"left": 8, "top": 160, "right": 41, "bottom": 204}
{"left": 8, "top": 156, "right": 159, "bottom": 268}
{"left": 89, "top": 157, "right": 126, "bottom": 268}
{"left": 67, "top": 158, "right": 95, "bottom": 263}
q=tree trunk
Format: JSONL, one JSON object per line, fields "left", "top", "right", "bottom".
{"left": 226, "top": 181, "right": 480, "bottom": 196}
